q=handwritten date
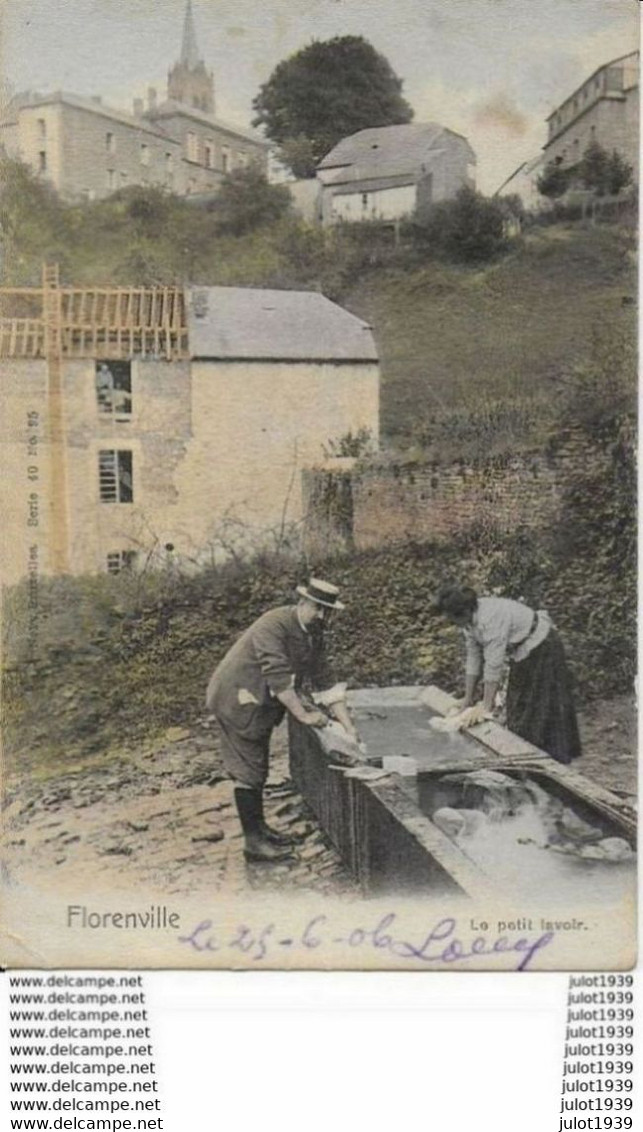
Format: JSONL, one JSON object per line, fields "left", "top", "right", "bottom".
{"left": 178, "top": 913, "right": 554, "bottom": 971}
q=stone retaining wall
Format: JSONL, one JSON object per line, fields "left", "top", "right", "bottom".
{"left": 302, "top": 430, "right": 602, "bottom": 553}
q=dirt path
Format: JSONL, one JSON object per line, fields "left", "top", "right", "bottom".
{"left": 2, "top": 721, "right": 359, "bottom": 899}
{"left": 2, "top": 697, "right": 636, "bottom": 897}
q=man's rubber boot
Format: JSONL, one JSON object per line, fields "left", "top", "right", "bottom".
{"left": 234, "top": 787, "right": 293, "bottom": 863}
{"left": 255, "top": 791, "right": 306, "bottom": 847}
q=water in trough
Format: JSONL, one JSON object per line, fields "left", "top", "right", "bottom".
{"left": 348, "top": 690, "right": 635, "bottom": 905}
{"left": 351, "top": 700, "right": 477, "bottom": 769}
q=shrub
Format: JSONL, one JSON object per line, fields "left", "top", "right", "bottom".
{"left": 414, "top": 186, "right": 509, "bottom": 263}
{"left": 323, "top": 427, "right": 376, "bottom": 459}
{"left": 537, "top": 160, "right": 573, "bottom": 200}
{"left": 0, "top": 158, "right": 74, "bottom": 282}
{"left": 580, "top": 141, "right": 633, "bottom": 197}
{"left": 209, "top": 167, "right": 292, "bottom": 236}
{"left": 408, "top": 397, "right": 548, "bottom": 462}
{"left": 605, "top": 150, "right": 634, "bottom": 197}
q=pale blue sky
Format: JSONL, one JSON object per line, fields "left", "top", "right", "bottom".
{"left": 1, "top": 0, "right": 639, "bottom": 191}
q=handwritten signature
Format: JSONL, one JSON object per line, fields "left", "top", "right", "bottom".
{"left": 178, "top": 914, "right": 554, "bottom": 971}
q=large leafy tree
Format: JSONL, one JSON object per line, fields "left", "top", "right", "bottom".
{"left": 252, "top": 36, "right": 413, "bottom": 177}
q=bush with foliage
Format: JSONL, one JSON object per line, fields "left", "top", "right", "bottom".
{"left": 208, "top": 167, "right": 292, "bottom": 236}
{"left": 414, "top": 186, "right": 509, "bottom": 263}
{"left": 322, "top": 427, "right": 376, "bottom": 459}
{"left": 537, "top": 160, "right": 574, "bottom": 200}
{"left": 408, "top": 397, "right": 549, "bottom": 463}
{"left": 579, "top": 140, "right": 633, "bottom": 197}
{"left": 0, "top": 158, "right": 73, "bottom": 282}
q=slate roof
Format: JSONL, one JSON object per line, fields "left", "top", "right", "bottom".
{"left": 146, "top": 100, "right": 268, "bottom": 145}
{"left": 3, "top": 90, "right": 267, "bottom": 148}
{"left": 7, "top": 91, "right": 172, "bottom": 139}
{"left": 318, "top": 122, "right": 475, "bottom": 186}
{"left": 186, "top": 287, "right": 378, "bottom": 362}
{"left": 545, "top": 50, "right": 639, "bottom": 121}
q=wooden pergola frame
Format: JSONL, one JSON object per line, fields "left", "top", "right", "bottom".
{"left": 0, "top": 266, "right": 189, "bottom": 361}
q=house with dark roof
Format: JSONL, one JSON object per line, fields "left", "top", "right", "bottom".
{"left": 317, "top": 122, "right": 476, "bottom": 226}
{"left": 0, "top": 280, "right": 379, "bottom": 581}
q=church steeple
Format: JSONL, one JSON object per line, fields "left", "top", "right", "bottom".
{"left": 180, "top": 0, "right": 200, "bottom": 68}
{"left": 167, "top": 0, "right": 215, "bottom": 115}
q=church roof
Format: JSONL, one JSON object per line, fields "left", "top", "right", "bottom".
{"left": 186, "top": 287, "right": 378, "bottom": 362}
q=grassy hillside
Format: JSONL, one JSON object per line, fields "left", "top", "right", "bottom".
{"left": 1, "top": 159, "right": 635, "bottom": 454}
{"left": 344, "top": 224, "right": 636, "bottom": 446}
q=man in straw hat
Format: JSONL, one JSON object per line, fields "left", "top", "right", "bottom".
{"left": 206, "top": 578, "right": 358, "bottom": 862}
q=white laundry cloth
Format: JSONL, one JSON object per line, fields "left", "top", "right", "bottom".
{"left": 321, "top": 719, "right": 368, "bottom": 760}
{"left": 312, "top": 682, "right": 348, "bottom": 707}
{"left": 430, "top": 702, "right": 493, "bottom": 732}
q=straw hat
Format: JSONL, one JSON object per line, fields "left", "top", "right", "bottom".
{"left": 296, "top": 577, "right": 345, "bottom": 610}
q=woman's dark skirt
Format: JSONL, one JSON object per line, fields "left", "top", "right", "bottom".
{"left": 506, "top": 630, "right": 582, "bottom": 764}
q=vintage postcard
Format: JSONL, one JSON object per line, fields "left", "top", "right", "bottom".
{"left": 0, "top": 0, "right": 638, "bottom": 970}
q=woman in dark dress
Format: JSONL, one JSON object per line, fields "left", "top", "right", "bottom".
{"left": 433, "top": 585, "right": 582, "bottom": 765}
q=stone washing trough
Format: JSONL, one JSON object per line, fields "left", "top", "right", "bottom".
{"left": 288, "top": 686, "right": 636, "bottom": 900}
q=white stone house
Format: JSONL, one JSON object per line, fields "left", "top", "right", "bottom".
{"left": 317, "top": 122, "right": 476, "bottom": 226}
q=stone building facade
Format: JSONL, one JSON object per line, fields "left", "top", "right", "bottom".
{"left": 543, "top": 51, "right": 639, "bottom": 173}
{"left": 0, "top": 94, "right": 184, "bottom": 199}
{"left": 0, "top": 0, "right": 268, "bottom": 200}
{"left": 496, "top": 52, "right": 639, "bottom": 208}
{"left": 0, "top": 283, "right": 380, "bottom": 584}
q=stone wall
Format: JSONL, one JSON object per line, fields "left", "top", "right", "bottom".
{"left": 302, "top": 432, "right": 600, "bottom": 554}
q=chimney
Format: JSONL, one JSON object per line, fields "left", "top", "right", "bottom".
{"left": 147, "top": 86, "right": 157, "bottom": 112}
{"left": 133, "top": 97, "right": 144, "bottom": 117}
